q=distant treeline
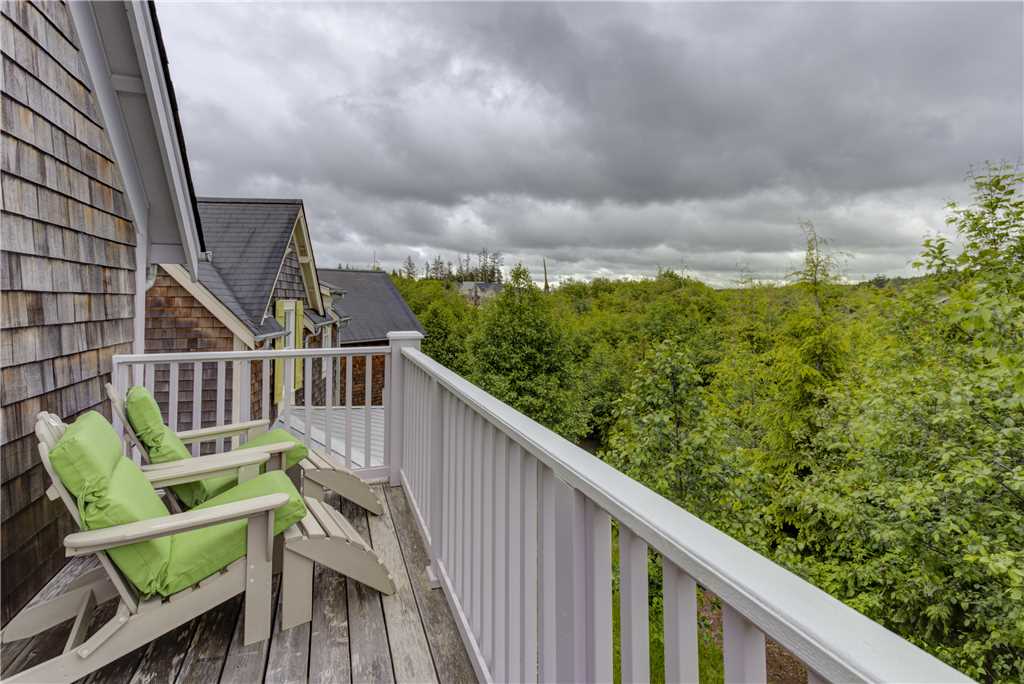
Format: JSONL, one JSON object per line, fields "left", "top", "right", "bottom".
{"left": 395, "top": 248, "right": 504, "bottom": 284}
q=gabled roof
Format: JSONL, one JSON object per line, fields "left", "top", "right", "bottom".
{"left": 195, "top": 262, "right": 284, "bottom": 339}
{"left": 197, "top": 197, "right": 303, "bottom": 326}
{"left": 317, "top": 270, "right": 424, "bottom": 344}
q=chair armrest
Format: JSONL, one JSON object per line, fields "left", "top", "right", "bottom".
{"left": 143, "top": 450, "right": 272, "bottom": 487}
{"left": 63, "top": 493, "right": 289, "bottom": 556}
{"left": 175, "top": 419, "right": 270, "bottom": 444}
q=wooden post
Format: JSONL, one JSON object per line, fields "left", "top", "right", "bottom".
{"left": 386, "top": 331, "right": 423, "bottom": 486}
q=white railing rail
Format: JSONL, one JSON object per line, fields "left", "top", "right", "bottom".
{"left": 390, "top": 342, "right": 972, "bottom": 684}
{"left": 111, "top": 345, "right": 389, "bottom": 479}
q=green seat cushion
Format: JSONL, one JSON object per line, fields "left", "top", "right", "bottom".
{"left": 124, "top": 385, "right": 238, "bottom": 508}
{"left": 49, "top": 412, "right": 172, "bottom": 596}
{"left": 163, "top": 471, "right": 307, "bottom": 596}
{"left": 49, "top": 414, "right": 306, "bottom": 598}
{"left": 242, "top": 429, "right": 308, "bottom": 470}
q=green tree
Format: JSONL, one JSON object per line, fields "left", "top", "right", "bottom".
{"left": 467, "top": 264, "right": 589, "bottom": 439}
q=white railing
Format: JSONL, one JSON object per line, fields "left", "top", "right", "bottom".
{"left": 388, "top": 338, "right": 972, "bottom": 684}
{"left": 112, "top": 333, "right": 971, "bottom": 683}
{"left": 111, "top": 345, "right": 390, "bottom": 480}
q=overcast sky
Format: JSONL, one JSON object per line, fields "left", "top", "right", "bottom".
{"left": 158, "top": 2, "right": 1022, "bottom": 285}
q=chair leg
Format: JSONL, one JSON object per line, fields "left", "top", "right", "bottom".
{"left": 244, "top": 513, "right": 274, "bottom": 645}
{"left": 281, "top": 547, "right": 314, "bottom": 631}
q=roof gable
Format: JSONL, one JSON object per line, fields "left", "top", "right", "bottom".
{"left": 197, "top": 197, "right": 302, "bottom": 324}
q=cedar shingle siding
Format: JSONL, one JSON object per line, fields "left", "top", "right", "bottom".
{"left": 145, "top": 267, "right": 250, "bottom": 451}
{"left": 271, "top": 237, "right": 306, "bottom": 305}
{"left": 0, "top": 0, "right": 137, "bottom": 624}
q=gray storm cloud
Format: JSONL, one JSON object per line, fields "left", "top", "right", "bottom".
{"left": 158, "top": 2, "right": 1022, "bottom": 284}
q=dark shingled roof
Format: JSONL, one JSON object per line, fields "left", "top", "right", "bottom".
{"left": 196, "top": 197, "right": 302, "bottom": 335}
{"left": 316, "top": 269, "right": 423, "bottom": 344}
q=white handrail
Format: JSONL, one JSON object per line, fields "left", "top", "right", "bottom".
{"left": 112, "top": 346, "right": 384, "bottom": 364}
{"left": 400, "top": 346, "right": 970, "bottom": 683}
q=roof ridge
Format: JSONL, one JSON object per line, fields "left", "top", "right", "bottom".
{"left": 197, "top": 196, "right": 304, "bottom": 205}
{"left": 317, "top": 268, "right": 388, "bottom": 274}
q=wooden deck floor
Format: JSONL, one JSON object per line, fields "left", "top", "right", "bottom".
{"left": 1, "top": 486, "right": 476, "bottom": 684}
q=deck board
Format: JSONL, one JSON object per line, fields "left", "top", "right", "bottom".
{"left": 174, "top": 597, "right": 242, "bottom": 684}
{"left": 369, "top": 492, "right": 437, "bottom": 684}
{"left": 219, "top": 575, "right": 281, "bottom": 684}
{"left": 308, "top": 523, "right": 351, "bottom": 684}
{"left": 385, "top": 486, "right": 478, "bottom": 684}
{"left": 1, "top": 486, "right": 474, "bottom": 684}
{"left": 342, "top": 498, "right": 395, "bottom": 684}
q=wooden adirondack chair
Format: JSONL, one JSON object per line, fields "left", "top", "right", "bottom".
{"left": 0, "top": 413, "right": 396, "bottom": 684}
{"left": 105, "top": 383, "right": 384, "bottom": 515}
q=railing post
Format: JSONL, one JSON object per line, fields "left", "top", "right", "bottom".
{"left": 386, "top": 331, "right": 423, "bottom": 486}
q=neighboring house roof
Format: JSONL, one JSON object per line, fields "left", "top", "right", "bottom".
{"left": 197, "top": 197, "right": 304, "bottom": 326}
{"left": 458, "top": 281, "right": 503, "bottom": 295}
{"left": 317, "top": 270, "right": 424, "bottom": 344}
{"left": 195, "top": 262, "right": 284, "bottom": 339}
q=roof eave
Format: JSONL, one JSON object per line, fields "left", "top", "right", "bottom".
{"left": 69, "top": 1, "right": 205, "bottom": 278}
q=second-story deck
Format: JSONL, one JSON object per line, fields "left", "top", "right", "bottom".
{"left": 2, "top": 333, "right": 972, "bottom": 683}
{"left": 1, "top": 486, "right": 475, "bottom": 683}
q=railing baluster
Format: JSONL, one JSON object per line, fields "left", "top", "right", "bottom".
{"left": 506, "top": 443, "right": 523, "bottom": 683}
{"left": 456, "top": 402, "right": 467, "bottom": 600}
{"left": 620, "top": 526, "right": 650, "bottom": 684}
{"left": 345, "top": 355, "right": 353, "bottom": 468}
{"left": 722, "top": 604, "right": 767, "bottom": 683}
{"left": 538, "top": 464, "right": 557, "bottom": 682}
{"left": 363, "top": 354, "right": 372, "bottom": 466}
{"left": 473, "top": 415, "right": 485, "bottom": 640}
{"left": 482, "top": 424, "right": 495, "bottom": 667}
{"left": 663, "top": 559, "right": 699, "bottom": 684}
{"left": 168, "top": 362, "right": 179, "bottom": 433}
{"left": 191, "top": 361, "right": 201, "bottom": 457}
{"left": 144, "top": 363, "right": 155, "bottom": 394}
{"left": 462, "top": 408, "right": 473, "bottom": 608}
{"left": 303, "top": 357, "right": 312, "bottom": 449}
{"left": 261, "top": 358, "right": 270, "bottom": 422}
{"left": 324, "top": 355, "right": 333, "bottom": 458}
{"left": 493, "top": 431, "right": 508, "bottom": 681}
{"left": 522, "top": 453, "right": 539, "bottom": 684}
{"left": 381, "top": 350, "right": 389, "bottom": 470}
{"left": 215, "top": 361, "right": 226, "bottom": 453}
{"left": 587, "top": 499, "right": 613, "bottom": 683}
{"left": 554, "top": 484, "right": 586, "bottom": 682}
{"left": 230, "top": 357, "right": 242, "bottom": 449}
{"left": 433, "top": 386, "right": 448, "bottom": 574}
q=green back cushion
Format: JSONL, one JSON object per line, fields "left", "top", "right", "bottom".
{"left": 49, "top": 412, "right": 172, "bottom": 596}
{"left": 49, "top": 414, "right": 307, "bottom": 598}
{"left": 124, "top": 385, "right": 235, "bottom": 508}
{"left": 164, "top": 471, "right": 307, "bottom": 596}
{"left": 243, "top": 429, "right": 308, "bottom": 470}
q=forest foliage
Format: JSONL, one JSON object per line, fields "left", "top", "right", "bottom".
{"left": 392, "top": 166, "right": 1024, "bottom": 681}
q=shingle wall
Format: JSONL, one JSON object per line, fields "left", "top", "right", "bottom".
{"left": 0, "top": 0, "right": 137, "bottom": 624}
